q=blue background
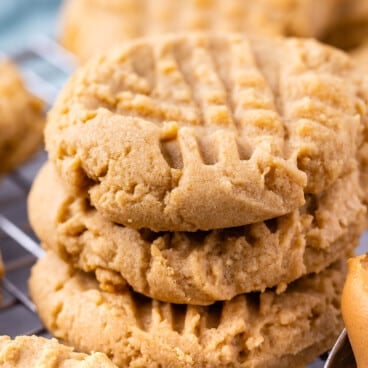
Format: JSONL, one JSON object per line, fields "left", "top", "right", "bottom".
{"left": 0, "top": 0, "right": 61, "bottom": 53}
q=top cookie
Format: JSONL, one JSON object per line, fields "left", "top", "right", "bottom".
{"left": 0, "top": 61, "right": 44, "bottom": 175}
{"left": 46, "top": 33, "right": 363, "bottom": 231}
{"left": 0, "top": 335, "right": 117, "bottom": 367}
{"left": 61, "top": 0, "right": 342, "bottom": 61}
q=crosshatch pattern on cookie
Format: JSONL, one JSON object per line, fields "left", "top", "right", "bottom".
{"left": 30, "top": 252, "right": 345, "bottom": 368}
{"left": 46, "top": 34, "right": 363, "bottom": 231}
{"left": 29, "top": 163, "right": 365, "bottom": 305}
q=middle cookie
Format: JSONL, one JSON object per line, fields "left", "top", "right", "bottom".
{"left": 29, "top": 163, "right": 365, "bottom": 305}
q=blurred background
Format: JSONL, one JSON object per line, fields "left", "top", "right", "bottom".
{"left": 0, "top": 0, "right": 61, "bottom": 52}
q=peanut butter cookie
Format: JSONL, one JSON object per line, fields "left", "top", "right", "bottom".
{"left": 0, "top": 61, "right": 44, "bottom": 175}
{"left": 341, "top": 254, "right": 368, "bottom": 368}
{"left": 30, "top": 251, "right": 345, "bottom": 368}
{"left": 339, "top": 0, "right": 368, "bottom": 24}
{"left": 348, "top": 59, "right": 368, "bottom": 226}
{"left": 0, "top": 335, "right": 117, "bottom": 367}
{"left": 61, "top": 0, "right": 341, "bottom": 62}
{"left": 351, "top": 40, "right": 368, "bottom": 65}
{"left": 45, "top": 33, "right": 363, "bottom": 231}
{"left": 29, "top": 162, "right": 364, "bottom": 305}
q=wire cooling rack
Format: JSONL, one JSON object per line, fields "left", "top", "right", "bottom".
{"left": 0, "top": 35, "right": 74, "bottom": 338}
{"left": 0, "top": 34, "right": 366, "bottom": 367}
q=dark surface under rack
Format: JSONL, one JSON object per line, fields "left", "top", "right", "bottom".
{"left": 0, "top": 150, "right": 48, "bottom": 338}
{"left": 1, "top": 35, "right": 366, "bottom": 368}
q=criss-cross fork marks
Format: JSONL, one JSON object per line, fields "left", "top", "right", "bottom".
{"left": 66, "top": 35, "right": 360, "bottom": 189}
{"left": 109, "top": 262, "right": 343, "bottom": 365}
{"left": 45, "top": 34, "right": 364, "bottom": 231}
{"left": 127, "top": 289, "right": 243, "bottom": 337}
{"left": 53, "top": 36, "right": 290, "bottom": 204}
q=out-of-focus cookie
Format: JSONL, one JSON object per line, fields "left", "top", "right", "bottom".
{"left": 341, "top": 254, "right": 368, "bottom": 368}
{"left": 45, "top": 33, "right": 363, "bottom": 231}
{"left": 0, "top": 61, "right": 44, "bottom": 175}
{"left": 334, "top": 0, "right": 368, "bottom": 28}
{"left": 323, "top": 22, "right": 368, "bottom": 51}
{"left": 0, "top": 335, "right": 118, "bottom": 367}
{"left": 29, "top": 162, "right": 365, "bottom": 305}
{"left": 60, "top": 0, "right": 342, "bottom": 62}
{"left": 350, "top": 40, "right": 368, "bottom": 68}
{"left": 30, "top": 251, "right": 345, "bottom": 368}
{"left": 323, "top": 0, "right": 368, "bottom": 50}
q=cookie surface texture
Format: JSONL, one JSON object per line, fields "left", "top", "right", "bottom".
{"left": 0, "top": 335, "right": 117, "bottom": 367}
{"left": 30, "top": 252, "right": 345, "bottom": 368}
{"left": 0, "top": 62, "right": 44, "bottom": 174}
{"left": 349, "top": 59, "right": 368, "bottom": 227}
{"left": 29, "top": 162, "right": 365, "bottom": 305}
{"left": 60, "top": 0, "right": 341, "bottom": 62}
{"left": 45, "top": 33, "right": 362, "bottom": 231}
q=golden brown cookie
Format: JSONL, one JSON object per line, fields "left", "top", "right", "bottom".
{"left": 341, "top": 254, "right": 368, "bottom": 368}
{"left": 340, "top": 0, "right": 368, "bottom": 23}
{"left": 347, "top": 58, "right": 368, "bottom": 226}
{"left": 30, "top": 251, "right": 345, "bottom": 368}
{"left": 60, "top": 0, "right": 342, "bottom": 62}
{"left": 29, "top": 162, "right": 365, "bottom": 305}
{"left": 351, "top": 40, "right": 368, "bottom": 68}
{"left": 0, "top": 335, "right": 118, "bottom": 367}
{"left": 45, "top": 33, "right": 363, "bottom": 231}
{"left": 0, "top": 61, "right": 44, "bottom": 175}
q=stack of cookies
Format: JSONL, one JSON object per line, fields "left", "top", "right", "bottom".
{"left": 28, "top": 33, "right": 367, "bottom": 367}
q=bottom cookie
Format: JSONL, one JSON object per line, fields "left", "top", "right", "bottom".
{"left": 30, "top": 252, "right": 345, "bottom": 368}
{"left": 0, "top": 335, "right": 117, "bottom": 367}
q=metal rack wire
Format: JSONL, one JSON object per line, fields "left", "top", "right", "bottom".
{"left": 0, "top": 153, "right": 48, "bottom": 337}
{"left": 1, "top": 34, "right": 363, "bottom": 367}
{"left": 0, "top": 35, "right": 74, "bottom": 338}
